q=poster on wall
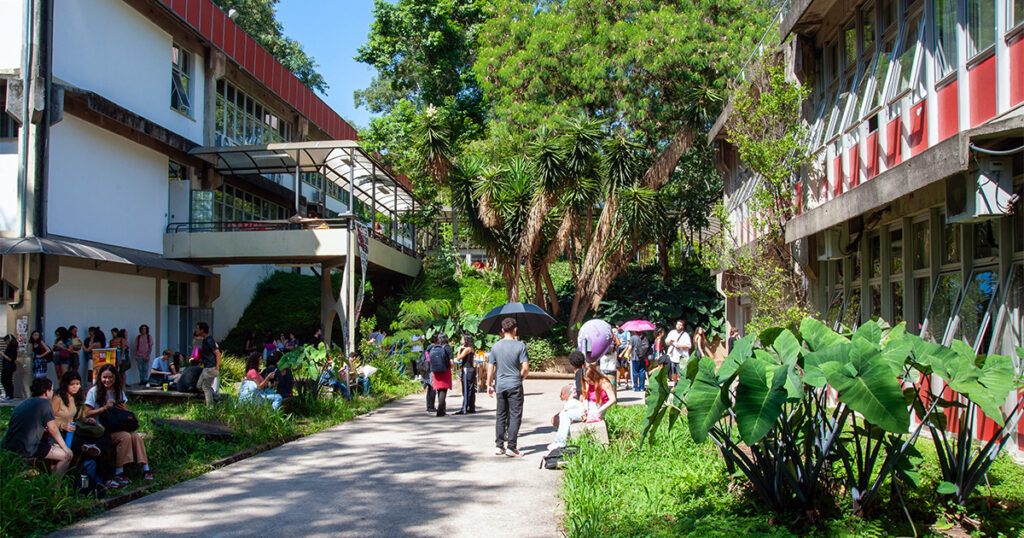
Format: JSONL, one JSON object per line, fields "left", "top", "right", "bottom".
{"left": 91, "top": 348, "right": 117, "bottom": 380}
{"left": 15, "top": 316, "right": 27, "bottom": 348}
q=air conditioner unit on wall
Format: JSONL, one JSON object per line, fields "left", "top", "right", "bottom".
{"left": 817, "top": 227, "right": 844, "bottom": 261}
{"left": 945, "top": 157, "right": 1013, "bottom": 224}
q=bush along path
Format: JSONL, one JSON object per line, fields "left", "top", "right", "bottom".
{"left": 632, "top": 318, "right": 1024, "bottom": 536}
{"left": 0, "top": 357, "right": 418, "bottom": 538}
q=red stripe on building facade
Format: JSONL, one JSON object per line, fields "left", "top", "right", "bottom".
{"left": 968, "top": 54, "right": 997, "bottom": 127}
{"left": 936, "top": 80, "right": 958, "bottom": 141}
{"left": 908, "top": 101, "right": 927, "bottom": 156}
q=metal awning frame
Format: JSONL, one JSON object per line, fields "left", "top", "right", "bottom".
{"left": 0, "top": 235, "right": 215, "bottom": 277}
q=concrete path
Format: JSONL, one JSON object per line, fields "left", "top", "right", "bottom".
{"left": 53, "top": 378, "right": 644, "bottom": 537}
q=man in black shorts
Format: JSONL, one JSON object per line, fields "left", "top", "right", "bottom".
{"left": 2, "top": 378, "right": 73, "bottom": 482}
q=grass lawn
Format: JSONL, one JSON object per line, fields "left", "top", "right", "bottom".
{"left": 0, "top": 378, "right": 418, "bottom": 538}
{"left": 561, "top": 406, "right": 1024, "bottom": 537}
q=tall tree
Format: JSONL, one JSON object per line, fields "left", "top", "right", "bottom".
{"left": 472, "top": 0, "right": 772, "bottom": 331}
{"left": 211, "top": 0, "right": 328, "bottom": 93}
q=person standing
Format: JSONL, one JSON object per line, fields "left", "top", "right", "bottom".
{"left": 194, "top": 322, "right": 221, "bottom": 407}
{"left": 29, "top": 330, "right": 51, "bottom": 380}
{"left": 613, "top": 323, "right": 630, "bottom": 388}
{"left": 423, "top": 334, "right": 438, "bottom": 413}
{"left": 2, "top": 378, "right": 73, "bottom": 483}
{"left": 487, "top": 318, "right": 529, "bottom": 457}
{"left": 454, "top": 335, "right": 476, "bottom": 415}
{"left": 133, "top": 325, "right": 153, "bottom": 387}
{"left": 624, "top": 331, "right": 650, "bottom": 392}
{"left": 692, "top": 327, "right": 712, "bottom": 360}
{"left": 242, "top": 331, "right": 258, "bottom": 357}
{"left": 664, "top": 320, "right": 691, "bottom": 383}
{"left": 728, "top": 327, "right": 740, "bottom": 353}
{"left": 52, "top": 327, "right": 72, "bottom": 381}
{"left": 68, "top": 326, "right": 83, "bottom": 378}
{"left": 429, "top": 334, "right": 453, "bottom": 417}
{"left": 1, "top": 334, "right": 17, "bottom": 400}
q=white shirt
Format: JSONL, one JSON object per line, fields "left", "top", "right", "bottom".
{"left": 665, "top": 330, "right": 692, "bottom": 363}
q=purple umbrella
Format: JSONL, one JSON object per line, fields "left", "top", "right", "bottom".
{"left": 620, "top": 319, "right": 656, "bottom": 332}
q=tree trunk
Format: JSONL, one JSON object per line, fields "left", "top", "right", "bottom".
{"left": 542, "top": 264, "right": 559, "bottom": 317}
{"left": 566, "top": 127, "right": 696, "bottom": 338}
{"left": 658, "top": 236, "right": 671, "bottom": 281}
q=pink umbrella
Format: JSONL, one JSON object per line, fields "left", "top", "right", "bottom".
{"left": 620, "top": 319, "right": 656, "bottom": 332}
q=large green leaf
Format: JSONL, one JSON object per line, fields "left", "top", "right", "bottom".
{"left": 772, "top": 329, "right": 801, "bottom": 367}
{"left": 853, "top": 321, "right": 883, "bottom": 349}
{"left": 800, "top": 317, "right": 848, "bottom": 352}
{"left": 879, "top": 323, "right": 915, "bottom": 377}
{"left": 686, "top": 357, "right": 729, "bottom": 443}
{"left": 970, "top": 354, "right": 1015, "bottom": 425}
{"left": 718, "top": 333, "right": 755, "bottom": 382}
{"left": 641, "top": 367, "right": 672, "bottom": 443}
{"left": 821, "top": 341, "right": 910, "bottom": 433}
{"left": 734, "top": 357, "right": 789, "bottom": 444}
{"left": 803, "top": 341, "right": 851, "bottom": 387}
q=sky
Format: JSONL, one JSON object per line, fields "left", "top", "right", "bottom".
{"left": 275, "top": 0, "right": 381, "bottom": 131}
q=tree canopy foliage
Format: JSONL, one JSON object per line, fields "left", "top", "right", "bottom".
{"left": 212, "top": 0, "right": 328, "bottom": 93}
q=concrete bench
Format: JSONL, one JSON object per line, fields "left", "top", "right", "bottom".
{"left": 569, "top": 420, "right": 609, "bottom": 446}
{"left": 124, "top": 388, "right": 226, "bottom": 402}
{"left": 150, "top": 418, "right": 234, "bottom": 438}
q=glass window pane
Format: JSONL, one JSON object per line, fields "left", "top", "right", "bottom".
{"left": 922, "top": 272, "right": 962, "bottom": 343}
{"left": 889, "top": 228, "right": 903, "bottom": 274}
{"left": 913, "top": 220, "right": 930, "bottom": 269}
{"left": 942, "top": 220, "right": 961, "bottom": 265}
{"left": 870, "top": 284, "right": 882, "bottom": 318}
{"left": 890, "top": 281, "right": 904, "bottom": 324}
{"left": 935, "top": 0, "right": 958, "bottom": 77}
{"left": 974, "top": 220, "right": 998, "bottom": 259}
{"left": 862, "top": 6, "right": 875, "bottom": 55}
{"left": 845, "top": 23, "right": 857, "bottom": 68}
{"left": 872, "top": 38, "right": 896, "bottom": 110}
{"left": 914, "top": 276, "right": 931, "bottom": 334}
{"left": 826, "top": 292, "right": 845, "bottom": 329}
{"left": 952, "top": 267, "right": 999, "bottom": 349}
{"left": 966, "top": 0, "right": 996, "bottom": 57}
{"left": 869, "top": 234, "right": 881, "bottom": 278}
{"left": 841, "top": 287, "right": 863, "bottom": 329}
{"left": 989, "top": 263, "right": 1023, "bottom": 356}
{"left": 1016, "top": 0, "right": 1024, "bottom": 27}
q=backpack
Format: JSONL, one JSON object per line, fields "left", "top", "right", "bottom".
{"left": 540, "top": 445, "right": 580, "bottom": 470}
{"left": 428, "top": 345, "right": 450, "bottom": 373}
{"left": 635, "top": 336, "right": 651, "bottom": 360}
{"left": 177, "top": 365, "right": 203, "bottom": 392}
{"left": 415, "top": 351, "right": 431, "bottom": 376}
{"left": 76, "top": 460, "right": 106, "bottom": 498}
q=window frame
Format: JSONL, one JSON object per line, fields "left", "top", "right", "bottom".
{"left": 170, "top": 43, "right": 193, "bottom": 117}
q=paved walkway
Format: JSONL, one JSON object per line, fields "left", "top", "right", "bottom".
{"left": 54, "top": 378, "right": 644, "bottom": 537}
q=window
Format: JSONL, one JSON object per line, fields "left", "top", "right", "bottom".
{"left": 171, "top": 44, "right": 192, "bottom": 115}
{"left": 1014, "top": 0, "right": 1024, "bottom": 28}
{"left": 862, "top": 5, "right": 876, "bottom": 57}
{"left": 886, "top": 12, "right": 925, "bottom": 104}
{"left": 913, "top": 276, "right": 930, "bottom": 334}
{"left": 869, "top": 37, "right": 896, "bottom": 113}
{"left": 869, "top": 233, "right": 882, "bottom": 278}
{"left": 922, "top": 272, "right": 962, "bottom": 343}
{"left": 881, "top": 0, "right": 899, "bottom": 30}
{"left": 941, "top": 219, "right": 961, "bottom": 265}
{"left": 935, "top": 0, "right": 958, "bottom": 77}
{"left": 890, "top": 228, "right": 904, "bottom": 274}
{"left": 215, "top": 80, "right": 292, "bottom": 146}
{"left": 951, "top": 267, "right": 999, "bottom": 350}
{"left": 845, "top": 23, "right": 858, "bottom": 69}
{"left": 966, "top": 0, "right": 996, "bottom": 57}
{"left": 168, "top": 281, "right": 188, "bottom": 307}
{"left": 973, "top": 220, "right": 998, "bottom": 259}
{"left": 913, "top": 219, "right": 930, "bottom": 269}
{"left": 168, "top": 160, "right": 186, "bottom": 182}
{"left": 0, "top": 112, "right": 16, "bottom": 139}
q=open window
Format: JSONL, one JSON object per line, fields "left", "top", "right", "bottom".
{"left": 948, "top": 266, "right": 1001, "bottom": 352}
{"left": 885, "top": 12, "right": 925, "bottom": 107}
{"left": 920, "top": 272, "right": 963, "bottom": 344}
{"left": 988, "top": 262, "right": 1024, "bottom": 358}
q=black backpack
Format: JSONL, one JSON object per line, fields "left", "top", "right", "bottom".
{"left": 415, "top": 351, "right": 431, "bottom": 376}
{"left": 540, "top": 445, "right": 580, "bottom": 470}
{"left": 428, "top": 345, "right": 450, "bottom": 373}
{"left": 177, "top": 365, "right": 203, "bottom": 392}
{"left": 635, "top": 336, "right": 651, "bottom": 360}
{"left": 77, "top": 460, "right": 106, "bottom": 498}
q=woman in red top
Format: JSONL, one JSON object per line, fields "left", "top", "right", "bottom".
{"left": 430, "top": 334, "right": 454, "bottom": 417}
{"left": 580, "top": 363, "right": 617, "bottom": 422}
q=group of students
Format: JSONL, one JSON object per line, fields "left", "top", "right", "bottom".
{"left": 2, "top": 366, "right": 153, "bottom": 492}
{"left": 420, "top": 333, "right": 478, "bottom": 417}
{"left": 599, "top": 320, "right": 723, "bottom": 392}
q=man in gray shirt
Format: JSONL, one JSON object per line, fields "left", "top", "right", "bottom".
{"left": 488, "top": 317, "right": 530, "bottom": 457}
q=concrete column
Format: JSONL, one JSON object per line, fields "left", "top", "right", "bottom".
{"left": 346, "top": 149, "right": 357, "bottom": 353}
{"left": 321, "top": 262, "right": 338, "bottom": 346}
{"left": 901, "top": 217, "right": 914, "bottom": 331}
{"left": 203, "top": 50, "right": 226, "bottom": 146}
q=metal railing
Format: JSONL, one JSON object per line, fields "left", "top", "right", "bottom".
{"left": 165, "top": 217, "right": 422, "bottom": 259}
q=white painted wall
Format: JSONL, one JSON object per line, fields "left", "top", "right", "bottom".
{"left": 211, "top": 264, "right": 276, "bottom": 340}
{"left": 0, "top": 152, "right": 18, "bottom": 233}
{"left": 0, "top": 0, "right": 23, "bottom": 70}
{"left": 45, "top": 265, "right": 158, "bottom": 385}
{"left": 48, "top": 115, "right": 168, "bottom": 252}
{"left": 52, "top": 0, "right": 205, "bottom": 143}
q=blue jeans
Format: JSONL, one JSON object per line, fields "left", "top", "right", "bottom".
{"left": 631, "top": 359, "right": 646, "bottom": 391}
{"left": 136, "top": 356, "right": 150, "bottom": 385}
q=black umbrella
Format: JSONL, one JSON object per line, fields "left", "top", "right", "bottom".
{"left": 478, "top": 302, "right": 556, "bottom": 338}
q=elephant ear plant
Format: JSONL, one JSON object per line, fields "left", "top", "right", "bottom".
{"left": 642, "top": 318, "right": 1023, "bottom": 525}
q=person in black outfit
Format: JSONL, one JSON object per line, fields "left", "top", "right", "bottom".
{"left": 454, "top": 335, "right": 477, "bottom": 414}
{"left": 423, "top": 334, "right": 438, "bottom": 412}
{"left": 1, "top": 335, "right": 17, "bottom": 400}
{"left": 728, "top": 327, "right": 740, "bottom": 353}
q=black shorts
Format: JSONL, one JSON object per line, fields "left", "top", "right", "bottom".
{"left": 32, "top": 438, "right": 55, "bottom": 459}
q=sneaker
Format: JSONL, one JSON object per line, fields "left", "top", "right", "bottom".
{"left": 546, "top": 442, "right": 564, "bottom": 451}
{"left": 105, "top": 479, "right": 125, "bottom": 490}
{"left": 114, "top": 473, "right": 130, "bottom": 485}
{"left": 494, "top": 447, "right": 505, "bottom": 456}
{"left": 505, "top": 448, "right": 523, "bottom": 458}
{"left": 143, "top": 471, "right": 154, "bottom": 481}
{"left": 82, "top": 444, "right": 101, "bottom": 457}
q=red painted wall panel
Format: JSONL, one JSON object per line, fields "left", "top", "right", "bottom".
{"left": 185, "top": 0, "right": 200, "bottom": 29}
{"left": 223, "top": 22, "right": 235, "bottom": 57}
{"left": 886, "top": 118, "right": 901, "bottom": 167}
{"left": 941, "top": 384, "right": 962, "bottom": 435}
{"left": 969, "top": 54, "right": 996, "bottom": 127}
{"left": 1011, "top": 35, "right": 1024, "bottom": 107}
{"left": 936, "top": 80, "right": 958, "bottom": 142}
{"left": 1018, "top": 390, "right": 1024, "bottom": 451}
{"left": 848, "top": 144, "right": 860, "bottom": 188}
{"left": 864, "top": 132, "right": 879, "bottom": 180}
{"left": 908, "top": 101, "right": 927, "bottom": 156}
{"left": 832, "top": 157, "right": 843, "bottom": 197}
{"left": 254, "top": 47, "right": 266, "bottom": 81}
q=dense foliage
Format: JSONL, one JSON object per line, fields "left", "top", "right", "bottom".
{"left": 594, "top": 265, "right": 725, "bottom": 337}
{"left": 643, "top": 317, "right": 1024, "bottom": 528}
{"left": 222, "top": 271, "right": 328, "bottom": 353}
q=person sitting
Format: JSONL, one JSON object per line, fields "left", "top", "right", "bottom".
{"left": 50, "top": 371, "right": 104, "bottom": 460}
{"left": 354, "top": 353, "right": 375, "bottom": 395}
{"left": 239, "top": 354, "right": 282, "bottom": 410}
{"left": 2, "top": 378, "right": 73, "bottom": 483}
{"left": 149, "top": 349, "right": 181, "bottom": 386}
{"left": 82, "top": 364, "right": 153, "bottom": 486}
{"left": 580, "top": 362, "right": 617, "bottom": 424}
{"left": 548, "top": 384, "right": 586, "bottom": 450}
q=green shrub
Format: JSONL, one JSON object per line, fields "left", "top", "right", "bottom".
{"left": 218, "top": 354, "right": 246, "bottom": 385}
{"left": 525, "top": 336, "right": 568, "bottom": 370}
{"left": 0, "top": 451, "right": 91, "bottom": 538}
{"left": 222, "top": 271, "right": 329, "bottom": 353}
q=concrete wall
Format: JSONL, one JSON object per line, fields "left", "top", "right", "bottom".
{"left": 44, "top": 264, "right": 159, "bottom": 385}
{"left": 48, "top": 115, "right": 168, "bottom": 252}
{"left": 52, "top": 0, "right": 206, "bottom": 144}
{"left": 0, "top": 0, "right": 23, "bottom": 71}
{"left": 210, "top": 264, "right": 275, "bottom": 341}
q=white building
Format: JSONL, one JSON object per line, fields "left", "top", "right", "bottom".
{"left": 0, "top": 0, "right": 420, "bottom": 395}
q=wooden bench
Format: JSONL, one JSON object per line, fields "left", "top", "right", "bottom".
{"left": 124, "top": 388, "right": 226, "bottom": 402}
{"left": 569, "top": 420, "right": 610, "bottom": 446}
